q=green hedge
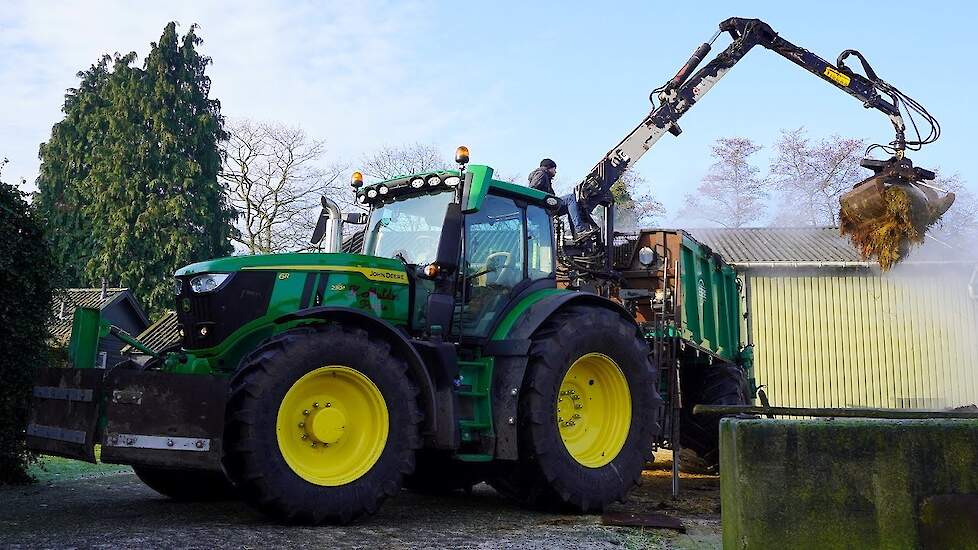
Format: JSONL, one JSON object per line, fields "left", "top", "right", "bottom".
{"left": 0, "top": 178, "right": 55, "bottom": 484}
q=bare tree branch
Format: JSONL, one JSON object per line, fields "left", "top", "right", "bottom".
{"left": 768, "top": 128, "right": 864, "bottom": 226}
{"left": 221, "top": 119, "right": 347, "bottom": 254}
{"left": 359, "top": 143, "right": 449, "bottom": 181}
{"left": 678, "top": 137, "right": 767, "bottom": 228}
{"left": 611, "top": 168, "right": 666, "bottom": 231}
{"left": 929, "top": 171, "right": 978, "bottom": 247}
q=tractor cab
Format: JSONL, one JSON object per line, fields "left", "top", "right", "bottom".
{"left": 350, "top": 154, "right": 561, "bottom": 338}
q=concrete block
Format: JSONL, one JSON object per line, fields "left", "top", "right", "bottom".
{"left": 720, "top": 418, "right": 978, "bottom": 549}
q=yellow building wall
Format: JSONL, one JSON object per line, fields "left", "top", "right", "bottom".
{"left": 747, "top": 271, "right": 978, "bottom": 409}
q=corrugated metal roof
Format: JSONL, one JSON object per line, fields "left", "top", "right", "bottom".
{"left": 48, "top": 288, "right": 132, "bottom": 345}
{"left": 122, "top": 311, "right": 180, "bottom": 354}
{"left": 688, "top": 227, "right": 864, "bottom": 264}
{"left": 687, "top": 227, "right": 975, "bottom": 266}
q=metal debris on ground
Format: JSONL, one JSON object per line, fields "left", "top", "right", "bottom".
{"left": 601, "top": 511, "right": 687, "bottom": 532}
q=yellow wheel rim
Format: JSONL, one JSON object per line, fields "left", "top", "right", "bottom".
{"left": 556, "top": 353, "right": 631, "bottom": 468}
{"left": 276, "top": 366, "right": 388, "bottom": 486}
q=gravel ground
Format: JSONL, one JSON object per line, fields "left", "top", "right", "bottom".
{"left": 0, "top": 453, "right": 720, "bottom": 549}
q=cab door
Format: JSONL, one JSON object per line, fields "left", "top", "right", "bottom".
{"left": 459, "top": 194, "right": 525, "bottom": 336}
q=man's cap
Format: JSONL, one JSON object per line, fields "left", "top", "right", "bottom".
{"left": 540, "top": 158, "right": 557, "bottom": 169}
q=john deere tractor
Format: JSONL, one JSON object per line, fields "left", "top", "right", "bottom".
{"left": 29, "top": 17, "right": 949, "bottom": 524}
{"left": 30, "top": 147, "right": 663, "bottom": 523}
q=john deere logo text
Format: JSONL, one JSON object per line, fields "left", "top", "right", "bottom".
{"left": 370, "top": 270, "right": 401, "bottom": 280}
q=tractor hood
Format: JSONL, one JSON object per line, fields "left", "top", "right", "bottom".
{"left": 175, "top": 252, "right": 408, "bottom": 284}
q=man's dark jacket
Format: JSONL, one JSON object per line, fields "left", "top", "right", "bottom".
{"left": 528, "top": 167, "right": 554, "bottom": 195}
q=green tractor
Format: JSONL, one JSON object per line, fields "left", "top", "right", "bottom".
{"left": 30, "top": 148, "right": 696, "bottom": 523}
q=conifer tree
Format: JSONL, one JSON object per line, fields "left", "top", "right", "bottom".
{"left": 36, "top": 23, "right": 234, "bottom": 316}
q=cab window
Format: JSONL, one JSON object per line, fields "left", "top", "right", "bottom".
{"left": 526, "top": 205, "right": 554, "bottom": 279}
{"left": 460, "top": 194, "right": 524, "bottom": 336}
{"left": 362, "top": 191, "right": 454, "bottom": 264}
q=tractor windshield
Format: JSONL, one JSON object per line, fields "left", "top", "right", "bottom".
{"left": 363, "top": 191, "right": 454, "bottom": 264}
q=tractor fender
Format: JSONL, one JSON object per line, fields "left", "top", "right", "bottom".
{"left": 275, "top": 306, "right": 442, "bottom": 446}
{"left": 486, "top": 291, "right": 639, "bottom": 460}
{"left": 498, "top": 291, "right": 638, "bottom": 342}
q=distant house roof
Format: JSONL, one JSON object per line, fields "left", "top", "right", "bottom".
{"left": 122, "top": 311, "right": 180, "bottom": 354}
{"left": 687, "top": 227, "right": 974, "bottom": 268}
{"left": 49, "top": 288, "right": 149, "bottom": 345}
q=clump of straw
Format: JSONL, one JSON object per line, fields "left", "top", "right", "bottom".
{"left": 840, "top": 186, "right": 926, "bottom": 271}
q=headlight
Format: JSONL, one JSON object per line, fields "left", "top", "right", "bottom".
{"left": 444, "top": 176, "right": 460, "bottom": 187}
{"left": 190, "top": 273, "right": 231, "bottom": 293}
{"left": 173, "top": 279, "right": 183, "bottom": 295}
{"left": 378, "top": 185, "right": 389, "bottom": 195}
{"left": 367, "top": 188, "right": 378, "bottom": 198}
{"left": 638, "top": 246, "right": 657, "bottom": 267}
{"left": 410, "top": 177, "right": 425, "bottom": 188}
{"left": 427, "top": 175, "right": 441, "bottom": 186}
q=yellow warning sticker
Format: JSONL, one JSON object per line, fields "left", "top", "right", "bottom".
{"left": 823, "top": 66, "right": 851, "bottom": 87}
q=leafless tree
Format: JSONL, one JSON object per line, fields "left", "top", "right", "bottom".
{"left": 677, "top": 137, "right": 767, "bottom": 227}
{"left": 612, "top": 168, "right": 666, "bottom": 231}
{"left": 492, "top": 172, "right": 521, "bottom": 184}
{"left": 928, "top": 171, "right": 978, "bottom": 249}
{"left": 769, "top": 128, "right": 865, "bottom": 226}
{"left": 359, "top": 143, "right": 449, "bottom": 181}
{"left": 221, "top": 119, "right": 346, "bottom": 254}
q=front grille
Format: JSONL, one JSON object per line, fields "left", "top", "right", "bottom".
{"left": 175, "top": 271, "right": 276, "bottom": 349}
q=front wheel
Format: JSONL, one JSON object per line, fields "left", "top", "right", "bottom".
{"left": 490, "top": 305, "right": 661, "bottom": 512}
{"left": 223, "top": 323, "right": 421, "bottom": 524}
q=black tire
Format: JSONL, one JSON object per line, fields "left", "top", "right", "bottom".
{"left": 401, "top": 450, "right": 486, "bottom": 495}
{"left": 489, "top": 305, "right": 661, "bottom": 512}
{"left": 223, "top": 323, "right": 422, "bottom": 524}
{"left": 679, "top": 363, "right": 751, "bottom": 468}
{"left": 133, "top": 465, "right": 237, "bottom": 501}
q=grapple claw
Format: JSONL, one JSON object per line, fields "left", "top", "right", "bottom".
{"left": 839, "top": 156, "right": 954, "bottom": 271}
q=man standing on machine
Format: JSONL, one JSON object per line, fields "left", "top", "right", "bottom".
{"left": 528, "top": 158, "right": 593, "bottom": 238}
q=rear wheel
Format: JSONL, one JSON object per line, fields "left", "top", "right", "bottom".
{"left": 133, "top": 465, "right": 236, "bottom": 501}
{"left": 679, "top": 364, "right": 751, "bottom": 468}
{"left": 490, "top": 305, "right": 661, "bottom": 512}
{"left": 223, "top": 323, "right": 421, "bottom": 524}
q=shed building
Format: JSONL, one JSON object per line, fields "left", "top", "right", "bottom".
{"left": 49, "top": 288, "right": 149, "bottom": 368}
{"left": 690, "top": 227, "right": 978, "bottom": 410}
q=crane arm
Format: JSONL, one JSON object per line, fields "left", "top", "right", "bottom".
{"left": 571, "top": 17, "right": 919, "bottom": 234}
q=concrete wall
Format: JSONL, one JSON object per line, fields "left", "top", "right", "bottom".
{"left": 721, "top": 417, "right": 978, "bottom": 549}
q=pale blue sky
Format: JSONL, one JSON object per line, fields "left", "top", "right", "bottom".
{"left": 2, "top": 1, "right": 973, "bottom": 223}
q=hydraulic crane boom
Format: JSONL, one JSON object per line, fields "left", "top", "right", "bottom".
{"left": 565, "top": 17, "right": 947, "bottom": 277}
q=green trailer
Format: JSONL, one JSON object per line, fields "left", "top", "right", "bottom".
{"left": 614, "top": 229, "right": 755, "bottom": 464}
{"left": 27, "top": 150, "right": 751, "bottom": 523}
